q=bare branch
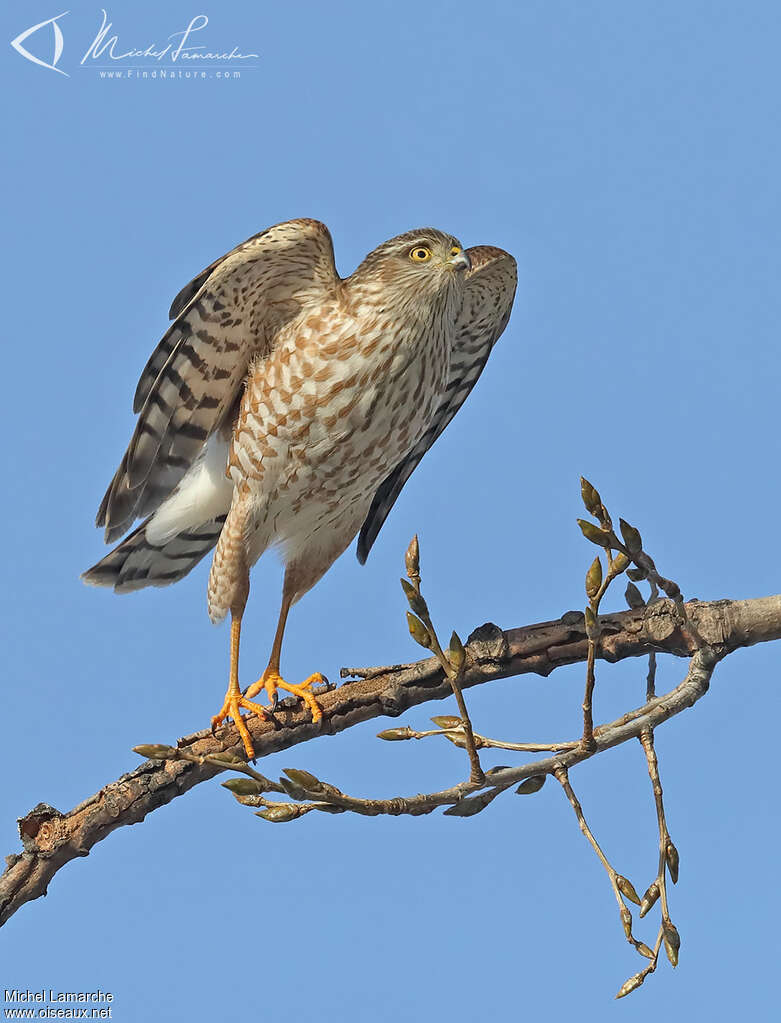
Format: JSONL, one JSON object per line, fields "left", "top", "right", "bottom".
{"left": 2, "top": 593, "right": 781, "bottom": 927}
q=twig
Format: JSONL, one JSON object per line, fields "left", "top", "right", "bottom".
{"left": 383, "top": 722, "right": 578, "bottom": 753}
{"left": 554, "top": 766, "right": 650, "bottom": 957}
{"left": 639, "top": 728, "right": 680, "bottom": 966}
{"left": 401, "top": 536, "right": 484, "bottom": 784}
{"left": 2, "top": 594, "right": 778, "bottom": 926}
{"left": 224, "top": 646, "right": 720, "bottom": 823}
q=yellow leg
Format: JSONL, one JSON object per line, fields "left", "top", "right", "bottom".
{"left": 242, "top": 589, "right": 327, "bottom": 724}
{"left": 211, "top": 614, "right": 270, "bottom": 759}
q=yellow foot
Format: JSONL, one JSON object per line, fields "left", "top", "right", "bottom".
{"left": 211, "top": 692, "right": 271, "bottom": 760}
{"left": 245, "top": 669, "right": 327, "bottom": 724}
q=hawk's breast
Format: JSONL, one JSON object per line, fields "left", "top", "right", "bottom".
{"left": 231, "top": 286, "right": 454, "bottom": 543}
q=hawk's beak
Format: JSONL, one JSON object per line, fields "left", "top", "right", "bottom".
{"left": 446, "top": 249, "right": 471, "bottom": 272}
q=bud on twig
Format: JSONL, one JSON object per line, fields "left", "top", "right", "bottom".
{"left": 132, "top": 744, "right": 177, "bottom": 760}
{"left": 279, "top": 777, "right": 310, "bottom": 800}
{"left": 625, "top": 582, "right": 645, "bottom": 610}
{"left": 407, "top": 612, "right": 432, "bottom": 648}
{"left": 221, "top": 778, "right": 267, "bottom": 796}
{"left": 666, "top": 840, "right": 680, "bottom": 884}
{"left": 610, "top": 552, "right": 630, "bottom": 575}
{"left": 283, "top": 768, "right": 325, "bottom": 794}
{"left": 441, "top": 731, "right": 467, "bottom": 748}
{"left": 577, "top": 519, "right": 614, "bottom": 549}
{"left": 311, "top": 803, "right": 346, "bottom": 815}
{"left": 448, "top": 631, "right": 466, "bottom": 673}
{"left": 663, "top": 920, "right": 681, "bottom": 967}
{"left": 207, "top": 752, "right": 246, "bottom": 765}
{"left": 642, "top": 879, "right": 659, "bottom": 920}
{"left": 619, "top": 518, "right": 643, "bottom": 553}
{"left": 400, "top": 578, "right": 428, "bottom": 618}
{"left": 443, "top": 791, "right": 496, "bottom": 817}
{"left": 516, "top": 775, "right": 546, "bottom": 795}
{"left": 256, "top": 805, "right": 301, "bottom": 823}
{"left": 616, "top": 874, "right": 642, "bottom": 906}
{"left": 580, "top": 477, "right": 602, "bottom": 516}
{"left": 585, "top": 557, "right": 603, "bottom": 600}
{"left": 430, "top": 716, "right": 463, "bottom": 729}
{"left": 615, "top": 973, "right": 645, "bottom": 999}
{"left": 405, "top": 534, "right": 420, "bottom": 583}
{"left": 639, "top": 881, "right": 660, "bottom": 917}
{"left": 377, "top": 727, "right": 415, "bottom": 741}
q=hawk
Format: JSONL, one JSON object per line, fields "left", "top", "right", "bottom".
{"left": 84, "top": 219, "right": 517, "bottom": 757}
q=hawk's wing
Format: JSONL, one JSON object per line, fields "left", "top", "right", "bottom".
{"left": 97, "top": 218, "right": 337, "bottom": 543}
{"left": 357, "top": 245, "right": 517, "bottom": 564}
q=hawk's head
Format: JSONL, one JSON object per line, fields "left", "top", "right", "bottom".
{"left": 351, "top": 228, "right": 471, "bottom": 298}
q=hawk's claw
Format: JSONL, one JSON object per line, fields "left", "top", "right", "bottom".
{"left": 210, "top": 691, "right": 272, "bottom": 759}
{"left": 244, "top": 668, "right": 326, "bottom": 724}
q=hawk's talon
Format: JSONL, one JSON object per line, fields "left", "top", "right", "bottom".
{"left": 210, "top": 691, "right": 272, "bottom": 760}
{"left": 245, "top": 668, "right": 326, "bottom": 724}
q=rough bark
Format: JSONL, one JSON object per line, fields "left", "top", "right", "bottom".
{"left": 2, "top": 594, "right": 780, "bottom": 927}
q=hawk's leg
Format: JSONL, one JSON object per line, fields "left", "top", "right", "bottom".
{"left": 243, "top": 588, "right": 326, "bottom": 725}
{"left": 208, "top": 485, "right": 273, "bottom": 759}
{"left": 210, "top": 612, "right": 271, "bottom": 759}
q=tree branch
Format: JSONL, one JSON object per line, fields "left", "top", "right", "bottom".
{"left": 2, "top": 593, "right": 780, "bottom": 927}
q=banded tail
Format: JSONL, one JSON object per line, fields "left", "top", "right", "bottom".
{"left": 82, "top": 516, "right": 226, "bottom": 594}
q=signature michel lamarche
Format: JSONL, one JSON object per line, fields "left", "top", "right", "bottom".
{"left": 11, "top": 9, "right": 260, "bottom": 77}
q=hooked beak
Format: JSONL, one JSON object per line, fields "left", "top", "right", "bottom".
{"left": 446, "top": 249, "right": 471, "bottom": 272}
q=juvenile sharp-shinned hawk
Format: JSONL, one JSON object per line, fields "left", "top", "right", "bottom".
{"left": 83, "top": 219, "right": 517, "bottom": 757}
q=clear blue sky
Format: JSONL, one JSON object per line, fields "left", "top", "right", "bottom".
{"left": 2, "top": 1, "right": 778, "bottom": 1018}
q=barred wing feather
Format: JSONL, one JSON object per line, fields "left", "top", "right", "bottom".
{"left": 95, "top": 219, "right": 337, "bottom": 544}
{"left": 357, "top": 245, "right": 517, "bottom": 564}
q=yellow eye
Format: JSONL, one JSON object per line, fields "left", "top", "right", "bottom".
{"left": 409, "top": 246, "right": 432, "bottom": 263}
{"left": 449, "top": 246, "right": 462, "bottom": 257}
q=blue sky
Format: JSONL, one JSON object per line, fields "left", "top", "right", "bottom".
{"left": 2, "top": 1, "right": 779, "bottom": 1018}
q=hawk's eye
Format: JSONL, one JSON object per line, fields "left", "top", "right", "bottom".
{"left": 449, "top": 246, "right": 462, "bottom": 257}
{"left": 409, "top": 246, "right": 432, "bottom": 263}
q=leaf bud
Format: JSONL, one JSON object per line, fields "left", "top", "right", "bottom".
{"left": 619, "top": 518, "right": 643, "bottom": 553}
{"left": 221, "top": 778, "right": 268, "bottom": 796}
{"left": 580, "top": 477, "right": 602, "bottom": 516}
{"left": 405, "top": 534, "right": 420, "bottom": 581}
{"left": 666, "top": 840, "right": 680, "bottom": 884}
{"left": 256, "top": 805, "right": 301, "bottom": 823}
{"left": 283, "top": 768, "right": 325, "bottom": 793}
{"left": 615, "top": 974, "right": 644, "bottom": 999}
{"left": 639, "top": 881, "right": 660, "bottom": 918}
{"left": 400, "top": 577, "right": 429, "bottom": 618}
{"left": 663, "top": 920, "right": 680, "bottom": 967}
{"left": 616, "top": 874, "right": 642, "bottom": 906}
{"left": 377, "top": 727, "right": 414, "bottom": 741}
{"left": 585, "top": 557, "right": 603, "bottom": 600}
{"left": 132, "top": 744, "right": 177, "bottom": 760}
{"left": 407, "top": 612, "right": 432, "bottom": 648}
{"left": 516, "top": 775, "right": 546, "bottom": 795}
{"left": 448, "top": 631, "right": 466, "bottom": 672}
{"left": 577, "top": 519, "right": 613, "bottom": 548}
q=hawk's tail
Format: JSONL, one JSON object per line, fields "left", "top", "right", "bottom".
{"left": 82, "top": 515, "right": 226, "bottom": 594}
